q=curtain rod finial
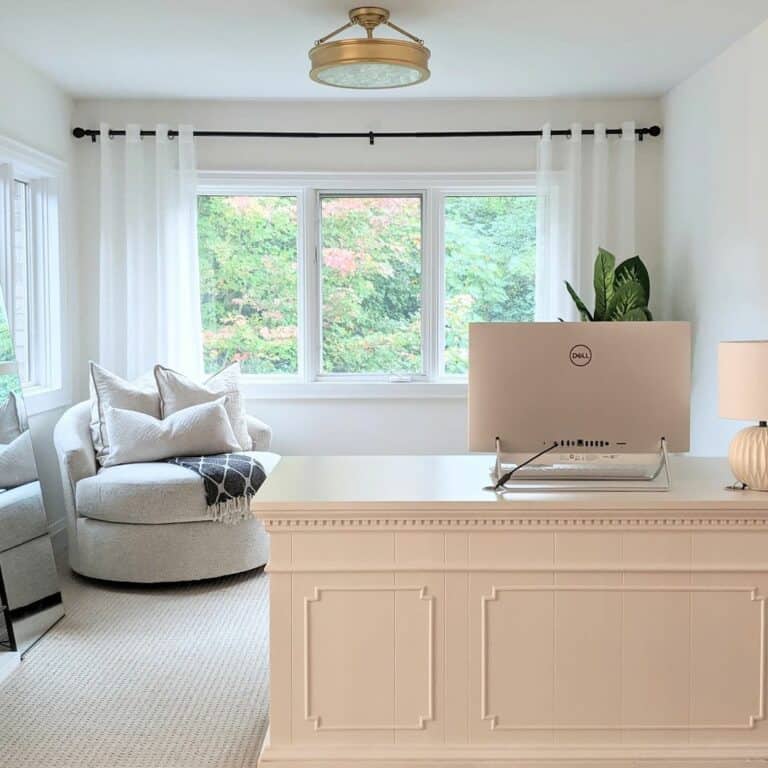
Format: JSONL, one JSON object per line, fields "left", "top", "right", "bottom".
{"left": 72, "top": 126, "right": 98, "bottom": 143}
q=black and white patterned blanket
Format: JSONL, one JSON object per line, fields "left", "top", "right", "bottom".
{"left": 166, "top": 454, "right": 267, "bottom": 524}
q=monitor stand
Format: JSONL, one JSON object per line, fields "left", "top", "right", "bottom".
{"left": 490, "top": 436, "right": 672, "bottom": 492}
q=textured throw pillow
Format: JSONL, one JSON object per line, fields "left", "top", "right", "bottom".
{"left": 154, "top": 363, "right": 252, "bottom": 451}
{"left": 101, "top": 398, "right": 241, "bottom": 467}
{"left": 89, "top": 362, "right": 161, "bottom": 466}
{"left": 0, "top": 430, "right": 38, "bottom": 489}
{"left": 0, "top": 392, "right": 23, "bottom": 444}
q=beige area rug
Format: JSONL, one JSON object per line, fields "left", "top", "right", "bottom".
{"left": 0, "top": 563, "right": 269, "bottom": 768}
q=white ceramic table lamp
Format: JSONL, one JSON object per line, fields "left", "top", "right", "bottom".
{"left": 719, "top": 341, "right": 768, "bottom": 489}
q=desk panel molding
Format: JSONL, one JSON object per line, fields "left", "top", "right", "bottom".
{"left": 303, "top": 585, "right": 435, "bottom": 732}
{"left": 480, "top": 585, "right": 767, "bottom": 732}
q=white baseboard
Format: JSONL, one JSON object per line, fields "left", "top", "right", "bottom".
{"left": 258, "top": 744, "right": 768, "bottom": 768}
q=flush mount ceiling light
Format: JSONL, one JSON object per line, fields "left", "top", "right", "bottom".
{"left": 309, "top": 6, "right": 430, "bottom": 90}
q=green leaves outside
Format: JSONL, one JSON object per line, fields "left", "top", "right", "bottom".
{"left": 198, "top": 194, "right": 538, "bottom": 376}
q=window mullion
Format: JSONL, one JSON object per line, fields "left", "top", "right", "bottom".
{"left": 27, "top": 181, "right": 40, "bottom": 388}
{"left": 422, "top": 189, "right": 439, "bottom": 381}
{"left": 434, "top": 189, "right": 446, "bottom": 379}
{"left": 298, "top": 187, "right": 315, "bottom": 384}
{"left": 305, "top": 188, "right": 321, "bottom": 383}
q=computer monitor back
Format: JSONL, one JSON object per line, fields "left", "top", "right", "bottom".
{"left": 468, "top": 322, "right": 691, "bottom": 454}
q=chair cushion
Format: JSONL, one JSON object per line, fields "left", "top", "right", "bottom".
{"left": 0, "top": 481, "right": 47, "bottom": 552}
{"left": 76, "top": 451, "right": 280, "bottom": 525}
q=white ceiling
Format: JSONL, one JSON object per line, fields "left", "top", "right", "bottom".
{"left": 1, "top": 0, "right": 767, "bottom": 100}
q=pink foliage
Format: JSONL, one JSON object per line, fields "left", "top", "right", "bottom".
{"left": 259, "top": 326, "right": 297, "bottom": 341}
{"left": 322, "top": 197, "right": 419, "bottom": 217}
{"left": 227, "top": 197, "right": 272, "bottom": 218}
{"left": 323, "top": 247, "right": 362, "bottom": 276}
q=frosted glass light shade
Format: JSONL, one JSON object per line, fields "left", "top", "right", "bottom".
{"left": 315, "top": 61, "right": 424, "bottom": 88}
{"left": 719, "top": 341, "right": 768, "bottom": 420}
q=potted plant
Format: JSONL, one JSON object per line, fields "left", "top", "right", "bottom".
{"left": 565, "top": 248, "right": 652, "bottom": 321}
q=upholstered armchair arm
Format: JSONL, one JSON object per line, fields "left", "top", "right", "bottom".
{"left": 246, "top": 414, "right": 272, "bottom": 451}
{"left": 53, "top": 402, "right": 98, "bottom": 524}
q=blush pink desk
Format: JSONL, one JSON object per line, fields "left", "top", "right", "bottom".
{"left": 252, "top": 455, "right": 768, "bottom": 768}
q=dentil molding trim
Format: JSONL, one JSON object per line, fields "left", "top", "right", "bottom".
{"left": 263, "top": 515, "right": 768, "bottom": 531}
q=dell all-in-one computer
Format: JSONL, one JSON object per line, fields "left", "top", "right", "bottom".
{"left": 468, "top": 322, "right": 691, "bottom": 487}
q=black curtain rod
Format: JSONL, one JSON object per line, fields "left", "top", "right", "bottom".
{"left": 72, "top": 125, "right": 661, "bottom": 145}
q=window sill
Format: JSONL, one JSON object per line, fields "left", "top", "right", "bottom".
{"left": 241, "top": 379, "right": 467, "bottom": 400}
{"left": 23, "top": 385, "right": 70, "bottom": 416}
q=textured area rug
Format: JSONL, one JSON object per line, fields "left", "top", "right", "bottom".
{"left": 0, "top": 563, "right": 269, "bottom": 768}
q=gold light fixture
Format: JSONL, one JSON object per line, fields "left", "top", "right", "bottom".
{"left": 309, "top": 6, "right": 430, "bottom": 89}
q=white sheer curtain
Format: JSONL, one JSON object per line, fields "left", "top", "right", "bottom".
{"left": 98, "top": 123, "right": 203, "bottom": 379}
{"left": 536, "top": 120, "right": 637, "bottom": 320}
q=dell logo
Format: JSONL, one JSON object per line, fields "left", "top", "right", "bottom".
{"left": 569, "top": 344, "right": 592, "bottom": 367}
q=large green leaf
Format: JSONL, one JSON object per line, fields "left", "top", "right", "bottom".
{"left": 564, "top": 281, "right": 593, "bottom": 322}
{"left": 615, "top": 256, "right": 650, "bottom": 305}
{"left": 592, "top": 248, "right": 616, "bottom": 321}
{"left": 609, "top": 279, "right": 647, "bottom": 319}
{"left": 617, "top": 307, "right": 650, "bottom": 322}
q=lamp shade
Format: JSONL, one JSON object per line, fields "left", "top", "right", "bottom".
{"left": 719, "top": 341, "right": 768, "bottom": 420}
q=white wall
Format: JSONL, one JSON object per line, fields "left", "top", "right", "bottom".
{"left": 662, "top": 18, "right": 768, "bottom": 456}
{"left": 0, "top": 46, "right": 74, "bottom": 524}
{"left": 0, "top": 46, "right": 72, "bottom": 160}
{"left": 73, "top": 97, "right": 663, "bottom": 455}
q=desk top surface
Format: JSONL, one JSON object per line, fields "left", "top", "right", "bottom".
{"left": 251, "top": 455, "right": 768, "bottom": 514}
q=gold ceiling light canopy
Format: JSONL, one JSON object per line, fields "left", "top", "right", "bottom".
{"left": 309, "top": 6, "right": 430, "bottom": 90}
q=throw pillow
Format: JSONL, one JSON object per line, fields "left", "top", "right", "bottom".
{"left": 0, "top": 430, "right": 38, "bottom": 489}
{"left": 89, "top": 362, "right": 161, "bottom": 465}
{"left": 0, "top": 392, "right": 23, "bottom": 444}
{"left": 102, "top": 398, "right": 241, "bottom": 467}
{"left": 154, "top": 363, "right": 252, "bottom": 451}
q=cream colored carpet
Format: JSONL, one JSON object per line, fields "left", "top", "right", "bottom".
{"left": 0, "top": 562, "right": 269, "bottom": 768}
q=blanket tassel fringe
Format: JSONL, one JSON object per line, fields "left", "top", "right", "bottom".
{"left": 207, "top": 495, "right": 255, "bottom": 525}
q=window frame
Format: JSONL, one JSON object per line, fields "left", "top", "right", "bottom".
{"left": 315, "top": 189, "right": 428, "bottom": 382}
{"left": 0, "top": 135, "right": 68, "bottom": 415}
{"left": 197, "top": 172, "right": 537, "bottom": 399}
{"left": 196, "top": 187, "right": 306, "bottom": 382}
{"left": 12, "top": 179, "right": 32, "bottom": 385}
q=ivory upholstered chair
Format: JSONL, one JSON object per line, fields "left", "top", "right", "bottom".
{"left": 53, "top": 401, "right": 277, "bottom": 583}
